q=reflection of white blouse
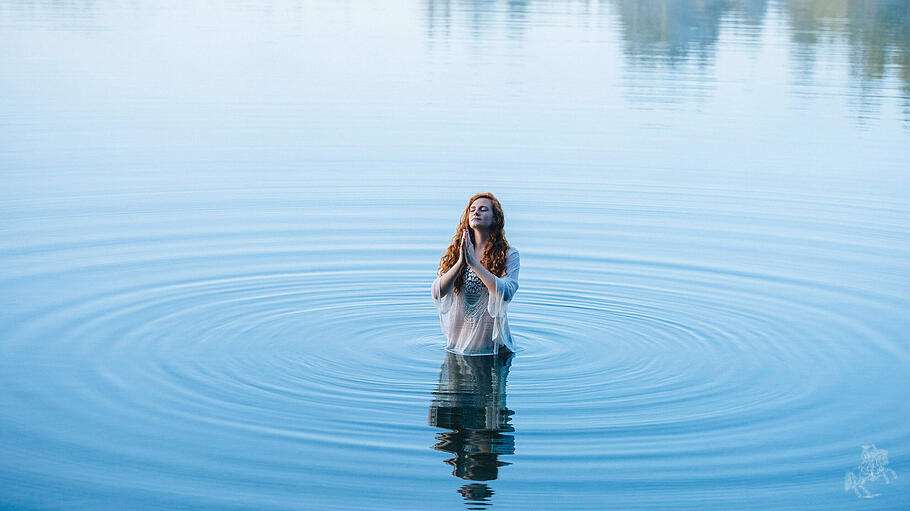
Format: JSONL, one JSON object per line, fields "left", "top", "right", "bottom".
{"left": 431, "top": 248, "right": 520, "bottom": 356}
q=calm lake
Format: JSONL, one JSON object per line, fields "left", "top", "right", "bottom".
{"left": 1, "top": 0, "right": 908, "bottom": 509}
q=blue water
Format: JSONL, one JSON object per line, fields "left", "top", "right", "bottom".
{"left": 1, "top": 1, "right": 909, "bottom": 509}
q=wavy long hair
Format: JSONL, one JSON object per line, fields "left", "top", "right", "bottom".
{"left": 438, "top": 193, "right": 511, "bottom": 293}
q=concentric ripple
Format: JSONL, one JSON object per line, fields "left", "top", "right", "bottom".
{"left": 1, "top": 183, "right": 908, "bottom": 510}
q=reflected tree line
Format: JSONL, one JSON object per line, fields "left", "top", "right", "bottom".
{"left": 7, "top": 1, "right": 907, "bottom": 120}
{"left": 612, "top": 0, "right": 766, "bottom": 62}
{"left": 425, "top": 0, "right": 910, "bottom": 119}
{"left": 784, "top": 0, "right": 910, "bottom": 121}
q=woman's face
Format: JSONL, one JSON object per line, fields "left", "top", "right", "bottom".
{"left": 468, "top": 198, "right": 495, "bottom": 230}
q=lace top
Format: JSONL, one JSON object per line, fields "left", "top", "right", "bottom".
{"left": 431, "top": 248, "right": 520, "bottom": 355}
{"left": 461, "top": 265, "right": 489, "bottom": 320}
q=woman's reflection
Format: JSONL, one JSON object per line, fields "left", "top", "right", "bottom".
{"left": 428, "top": 351, "right": 516, "bottom": 488}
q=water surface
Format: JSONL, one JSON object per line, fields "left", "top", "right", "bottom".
{"left": 1, "top": 1, "right": 908, "bottom": 509}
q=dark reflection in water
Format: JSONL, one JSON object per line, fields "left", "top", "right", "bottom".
{"left": 784, "top": 0, "right": 910, "bottom": 122}
{"left": 428, "top": 352, "right": 515, "bottom": 507}
{"left": 611, "top": 0, "right": 749, "bottom": 62}
{"left": 423, "top": 0, "right": 910, "bottom": 121}
{"left": 609, "top": 0, "right": 750, "bottom": 104}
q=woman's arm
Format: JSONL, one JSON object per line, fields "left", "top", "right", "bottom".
{"left": 464, "top": 236, "right": 519, "bottom": 301}
{"left": 432, "top": 242, "right": 465, "bottom": 300}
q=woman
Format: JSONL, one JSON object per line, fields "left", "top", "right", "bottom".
{"left": 431, "top": 193, "right": 520, "bottom": 356}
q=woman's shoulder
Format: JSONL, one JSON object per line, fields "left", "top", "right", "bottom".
{"left": 506, "top": 247, "right": 519, "bottom": 258}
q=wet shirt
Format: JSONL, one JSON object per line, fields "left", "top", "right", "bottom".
{"left": 431, "top": 248, "right": 520, "bottom": 355}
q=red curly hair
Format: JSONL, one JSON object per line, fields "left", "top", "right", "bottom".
{"left": 438, "top": 193, "right": 511, "bottom": 293}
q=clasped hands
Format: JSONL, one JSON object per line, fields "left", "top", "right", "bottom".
{"left": 460, "top": 229, "right": 480, "bottom": 268}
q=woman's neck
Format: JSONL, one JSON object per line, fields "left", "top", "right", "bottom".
{"left": 472, "top": 228, "right": 490, "bottom": 251}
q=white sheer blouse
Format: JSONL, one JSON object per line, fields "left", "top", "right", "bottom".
{"left": 431, "top": 248, "right": 520, "bottom": 356}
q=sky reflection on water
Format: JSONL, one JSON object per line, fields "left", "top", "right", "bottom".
{"left": 5, "top": 0, "right": 906, "bottom": 201}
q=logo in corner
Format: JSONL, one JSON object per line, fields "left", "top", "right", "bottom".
{"left": 845, "top": 444, "right": 898, "bottom": 498}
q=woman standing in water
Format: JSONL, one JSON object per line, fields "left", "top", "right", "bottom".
{"left": 432, "top": 193, "right": 520, "bottom": 356}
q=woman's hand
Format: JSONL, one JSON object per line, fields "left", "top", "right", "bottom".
{"left": 434, "top": 231, "right": 469, "bottom": 299}
{"left": 460, "top": 228, "right": 501, "bottom": 296}
{"left": 462, "top": 229, "right": 479, "bottom": 267}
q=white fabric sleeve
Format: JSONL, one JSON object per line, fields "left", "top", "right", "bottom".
{"left": 487, "top": 249, "right": 520, "bottom": 336}
{"left": 431, "top": 275, "right": 454, "bottom": 316}
{"left": 432, "top": 275, "right": 455, "bottom": 342}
